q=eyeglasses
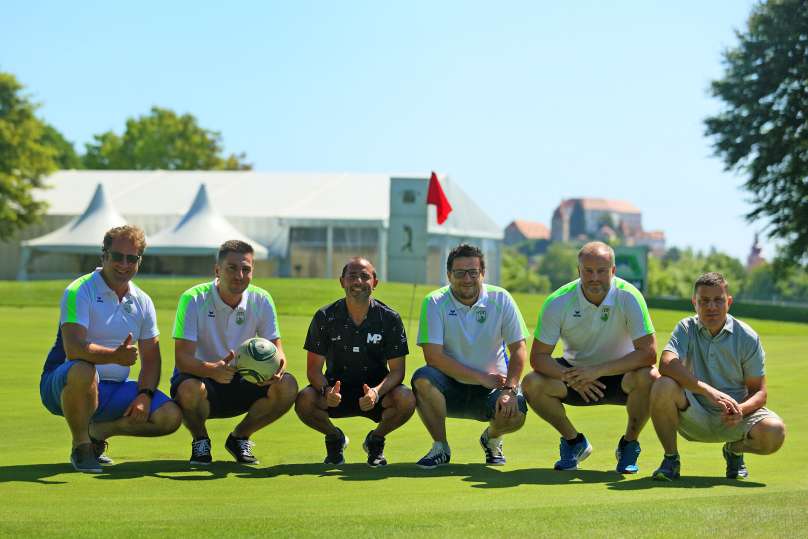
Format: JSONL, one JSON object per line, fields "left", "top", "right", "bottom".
{"left": 106, "top": 250, "right": 141, "bottom": 264}
{"left": 451, "top": 269, "right": 481, "bottom": 279}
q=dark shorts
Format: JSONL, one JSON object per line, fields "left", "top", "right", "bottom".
{"left": 40, "top": 360, "right": 172, "bottom": 422}
{"left": 557, "top": 358, "right": 628, "bottom": 406}
{"left": 320, "top": 384, "right": 385, "bottom": 423}
{"left": 411, "top": 365, "right": 527, "bottom": 422}
{"left": 171, "top": 372, "right": 270, "bottom": 418}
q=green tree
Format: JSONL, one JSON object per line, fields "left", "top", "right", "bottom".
{"left": 537, "top": 242, "right": 579, "bottom": 290}
{"left": 83, "top": 106, "right": 251, "bottom": 170}
{"left": 40, "top": 123, "right": 82, "bottom": 169}
{"left": 501, "top": 247, "right": 550, "bottom": 294}
{"left": 705, "top": 0, "right": 808, "bottom": 266}
{"left": 0, "top": 72, "right": 55, "bottom": 240}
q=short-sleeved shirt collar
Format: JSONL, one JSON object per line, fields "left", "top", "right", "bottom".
{"left": 334, "top": 297, "right": 380, "bottom": 328}
{"left": 448, "top": 284, "right": 488, "bottom": 312}
{"left": 93, "top": 267, "right": 133, "bottom": 302}
{"left": 576, "top": 279, "right": 616, "bottom": 309}
{"left": 211, "top": 279, "right": 248, "bottom": 313}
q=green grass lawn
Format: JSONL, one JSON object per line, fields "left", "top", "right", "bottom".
{"left": 0, "top": 278, "right": 806, "bottom": 537}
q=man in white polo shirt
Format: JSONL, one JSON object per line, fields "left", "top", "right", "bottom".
{"left": 171, "top": 240, "right": 298, "bottom": 465}
{"left": 523, "top": 241, "right": 657, "bottom": 474}
{"left": 412, "top": 243, "right": 530, "bottom": 468}
{"left": 40, "top": 225, "right": 182, "bottom": 473}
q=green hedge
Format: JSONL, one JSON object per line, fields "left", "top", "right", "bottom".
{"left": 647, "top": 297, "right": 808, "bottom": 323}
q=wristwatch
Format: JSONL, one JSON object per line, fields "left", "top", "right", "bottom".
{"left": 137, "top": 388, "right": 155, "bottom": 398}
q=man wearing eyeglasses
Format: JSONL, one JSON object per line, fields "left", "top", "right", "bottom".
{"left": 522, "top": 241, "right": 657, "bottom": 474}
{"left": 412, "top": 244, "right": 530, "bottom": 468}
{"left": 649, "top": 272, "right": 785, "bottom": 481}
{"left": 171, "top": 240, "right": 298, "bottom": 466}
{"left": 295, "top": 257, "right": 415, "bottom": 467}
{"left": 40, "top": 225, "right": 182, "bottom": 473}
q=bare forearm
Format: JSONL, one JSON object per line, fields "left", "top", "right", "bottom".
{"left": 595, "top": 348, "right": 656, "bottom": 377}
{"left": 506, "top": 354, "right": 525, "bottom": 387}
{"left": 533, "top": 353, "right": 567, "bottom": 379}
{"left": 64, "top": 341, "right": 119, "bottom": 365}
{"left": 176, "top": 352, "right": 218, "bottom": 378}
{"left": 739, "top": 390, "right": 767, "bottom": 416}
{"left": 660, "top": 359, "right": 706, "bottom": 394}
{"left": 425, "top": 351, "right": 482, "bottom": 384}
{"left": 137, "top": 360, "right": 161, "bottom": 389}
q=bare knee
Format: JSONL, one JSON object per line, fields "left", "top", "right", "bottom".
{"left": 650, "top": 376, "right": 682, "bottom": 404}
{"left": 386, "top": 385, "right": 416, "bottom": 414}
{"left": 751, "top": 419, "right": 786, "bottom": 455}
{"left": 152, "top": 401, "right": 182, "bottom": 434}
{"left": 66, "top": 360, "right": 97, "bottom": 389}
{"left": 269, "top": 373, "right": 299, "bottom": 405}
{"left": 624, "top": 366, "right": 656, "bottom": 394}
{"left": 412, "top": 376, "right": 440, "bottom": 397}
{"left": 175, "top": 379, "right": 206, "bottom": 409}
{"left": 294, "top": 386, "right": 320, "bottom": 418}
{"left": 521, "top": 371, "right": 556, "bottom": 399}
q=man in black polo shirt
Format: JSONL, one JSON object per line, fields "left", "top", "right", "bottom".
{"left": 295, "top": 257, "right": 416, "bottom": 467}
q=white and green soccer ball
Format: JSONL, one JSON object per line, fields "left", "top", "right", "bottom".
{"left": 234, "top": 337, "right": 280, "bottom": 384}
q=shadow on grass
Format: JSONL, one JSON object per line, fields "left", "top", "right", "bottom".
{"left": 605, "top": 475, "right": 766, "bottom": 490}
{"left": 0, "top": 463, "right": 72, "bottom": 484}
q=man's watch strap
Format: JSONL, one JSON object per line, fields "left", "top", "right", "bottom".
{"left": 138, "top": 388, "right": 155, "bottom": 398}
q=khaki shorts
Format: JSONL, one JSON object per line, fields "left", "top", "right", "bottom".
{"left": 678, "top": 390, "right": 780, "bottom": 443}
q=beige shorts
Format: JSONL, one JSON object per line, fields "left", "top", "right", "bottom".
{"left": 678, "top": 390, "right": 780, "bottom": 443}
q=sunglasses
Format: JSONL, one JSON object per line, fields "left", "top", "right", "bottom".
{"left": 106, "top": 250, "right": 142, "bottom": 264}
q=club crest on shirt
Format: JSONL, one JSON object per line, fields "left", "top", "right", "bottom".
{"left": 476, "top": 310, "right": 487, "bottom": 324}
{"left": 123, "top": 300, "right": 134, "bottom": 314}
{"left": 600, "top": 307, "right": 610, "bottom": 322}
{"left": 235, "top": 307, "right": 246, "bottom": 325}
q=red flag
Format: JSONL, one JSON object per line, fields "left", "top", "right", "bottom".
{"left": 427, "top": 171, "right": 453, "bottom": 224}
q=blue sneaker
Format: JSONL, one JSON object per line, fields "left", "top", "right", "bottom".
{"left": 479, "top": 428, "right": 506, "bottom": 466}
{"left": 723, "top": 443, "right": 749, "bottom": 479}
{"left": 652, "top": 455, "right": 681, "bottom": 481}
{"left": 615, "top": 438, "right": 641, "bottom": 474}
{"left": 554, "top": 435, "right": 592, "bottom": 470}
{"left": 417, "top": 443, "right": 451, "bottom": 469}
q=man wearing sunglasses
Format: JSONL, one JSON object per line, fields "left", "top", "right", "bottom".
{"left": 171, "top": 240, "right": 298, "bottom": 466}
{"left": 40, "top": 225, "right": 182, "bottom": 473}
{"left": 413, "top": 244, "right": 530, "bottom": 468}
{"left": 295, "top": 257, "right": 415, "bottom": 467}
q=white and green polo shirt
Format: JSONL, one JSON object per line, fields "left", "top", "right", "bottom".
{"left": 535, "top": 277, "right": 654, "bottom": 367}
{"left": 172, "top": 280, "right": 280, "bottom": 363}
{"left": 418, "top": 284, "right": 530, "bottom": 375}
{"left": 54, "top": 268, "right": 159, "bottom": 382}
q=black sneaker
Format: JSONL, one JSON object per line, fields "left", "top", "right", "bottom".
{"left": 190, "top": 437, "right": 212, "bottom": 465}
{"left": 70, "top": 443, "right": 102, "bottom": 473}
{"left": 90, "top": 437, "right": 113, "bottom": 466}
{"left": 652, "top": 454, "right": 681, "bottom": 481}
{"left": 324, "top": 428, "right": 348, "bottom": 466}
{"left": 225, "top": 434, "right": 259, "bottom": 464}
{"left": 362, "top": 431, "right": 387, "bottom": 467}
{"left": 723, "top": 443, "right": 749, "bottom": 479}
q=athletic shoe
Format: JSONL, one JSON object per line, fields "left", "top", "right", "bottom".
{"left": 615, "top": 437, "right": 641, "bottom": 474}
{"left": 70, "top": 443, "right": 102, "bottom": 473}
{"left": 416, "top": 443, "right": 451, "bottom": 469}
{"left": 554, "top": 435, "right": 592, "bottom": 470}
{"left": 723, "top": 443, "right": 749, "bottom": 479}
{"left": 479, "top": 428, "right": 506, "bottom": 466}
{"left": 362, "top": 431, "right": 387, "bottom": 467}
{"left": 225, "top": 434, "right": 259, "bottom": 465}
{"left": 652, "top": 455, "right": 681, "bottom": 481}
{"left": 190, "top": 437, "right": 212, "bottom": 465}
{"left": 324, "top": 428, "right": 348, "bottom": 466}
{"left": 91, "top": 437, "right": 113, "bottom": 466}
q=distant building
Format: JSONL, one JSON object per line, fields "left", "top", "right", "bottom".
{"left": 504, "top": 219, "right": 550, "bottom": 245}
{"left": 747, "top": 233, "right": 766, "bottom": 270}
{"left": 550, "top": 197, "right": 665, "bottom": 254}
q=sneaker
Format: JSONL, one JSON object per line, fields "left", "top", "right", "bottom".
{"left": 362, "top": 431, "right": 387, "bottom": 467}
{"left": 479, "top": 428, "right": 506, "bottom": 466}
{"left": 324, "top": 428, "right": 348, "bottom": 466}
{"left": 723, "top": 443, "right": 749, "bottom": 479}
{"left": 416, "top": 442, "right": 451, "bottom": 469}
{"left": 225, "top": 434, "right": 259, "bottom": 465}
{"left": 554, "top": 435, "right": 592, "bottom": 470}
{"left": 91, "top": 437, "right": 113, "bottom": 466}
{"left": 652, "top": 454, "right": 681, "bottom": 481}
{"left": 70, "top": 443, "right": 102, "bottom": 473}
{"left": 615, "top": 437, "right": 641, "bottom": 474}
{"left": 190, "top": 437, "right": 212, "bottom": 465}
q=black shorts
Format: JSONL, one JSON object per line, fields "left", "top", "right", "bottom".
{"left": 557, "top": 358, "right": 628, "bottom": 406}
{"left": 171, "top": 372, "right": 269, "bottom": 418}
{"left": 320, "top": 384, "right": 385, "bottom": 423}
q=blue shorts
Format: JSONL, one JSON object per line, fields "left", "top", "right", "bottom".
{"left": 411, "top": 365, "right": 527, "bottom": 421}
{"left": 40, "top": 360, "right": 172, "bottom": 422}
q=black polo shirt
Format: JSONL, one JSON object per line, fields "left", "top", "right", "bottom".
{"left": 304, "top": 298, "right": 408, "bottom": 390}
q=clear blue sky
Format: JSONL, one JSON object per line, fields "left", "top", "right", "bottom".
{"left": 3, "top": 1, "right": 766, "bottom": 261}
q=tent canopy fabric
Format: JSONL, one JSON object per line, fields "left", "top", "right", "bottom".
{"left": 23, "top": 183, "right": 126, "bottom": 254}
{"left": 146, "top": 183, "right": 269, "bottom": 258}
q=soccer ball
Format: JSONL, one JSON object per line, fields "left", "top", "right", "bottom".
{"left": 234, "top": 337, "right": 281, "bottom": 384}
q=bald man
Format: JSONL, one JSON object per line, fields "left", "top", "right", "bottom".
{"left": 522, "top": 241, "right": 657, "bottom": 474}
